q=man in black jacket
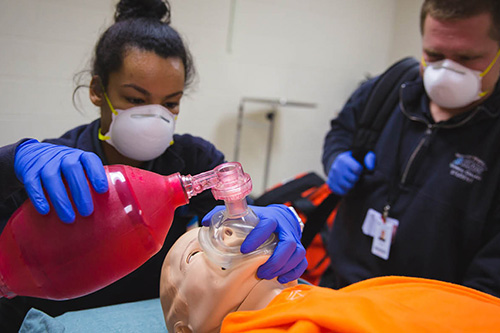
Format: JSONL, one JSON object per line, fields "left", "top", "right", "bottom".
{"left": 322, "top": 0, "right": 500, "bottom": 298}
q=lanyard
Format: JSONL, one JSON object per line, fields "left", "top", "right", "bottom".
{"left": 382, "top": 119, "right": 412, "bottom": 222}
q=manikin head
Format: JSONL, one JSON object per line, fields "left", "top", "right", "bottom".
{"left": 160, "top": 227, "right": 292, "bottom": 333}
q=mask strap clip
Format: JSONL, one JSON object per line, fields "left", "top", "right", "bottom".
{"left": 103, "top": 92, "right": 119, "bottom": 116}
{"left": 99, "top": 81, "right": 119, "bottom": 116}
{"left": 421, "top": 56, "right": 428, "bottom": 68}
{"left": 479, "top": 48, "right": 500, "bottom": 78}
{"left": 98, "top": 128, "right": 111, "bottom": 141}
{"left": 477, "top": 49, "right": 500, "bottom": 97}
{"left": 98, "top": 81, "right": 117, "bottom": 142}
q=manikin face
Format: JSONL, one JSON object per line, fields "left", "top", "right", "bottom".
{"left": 421, "top": 13, "right": 500, "bottom": 106}
{"left": 160, "top": 228, "right": 269, "bottom": 333}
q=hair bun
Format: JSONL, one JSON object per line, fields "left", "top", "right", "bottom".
{"left": 115, "top": 0, "right": 170, "bottom": 23}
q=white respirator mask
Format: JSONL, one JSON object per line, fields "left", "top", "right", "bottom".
{"left": 99, "top": 92, "right": 177, "bottom": 161}
{"left": 422, "top": 50, "right": 500, "bottom": 109}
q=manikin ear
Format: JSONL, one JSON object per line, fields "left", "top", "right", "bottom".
{"left": 174, "top": 322, "right": 192, "bottom": 333}
{"left": 89, "top": 75, "right": 104, "bottom": 107}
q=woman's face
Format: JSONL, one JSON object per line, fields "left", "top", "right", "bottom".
{"left": 95, "top": 47, "right": 186, "bottom": 134}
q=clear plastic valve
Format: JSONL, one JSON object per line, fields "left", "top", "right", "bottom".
{"left": 196, "top": 162, "right": 277, "bottom": 269}
{"left": 181, "top": 162, "right": 252, "bottom": 201}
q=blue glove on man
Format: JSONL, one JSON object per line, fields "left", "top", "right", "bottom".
{"left": 202, "top": 204, "right": 307, "bottom": 284}
{"left": 14, "top": 139, "right": 109, "bottom": 223}
{"left": 327, "top": 151, "right": 376, "bottom": 195}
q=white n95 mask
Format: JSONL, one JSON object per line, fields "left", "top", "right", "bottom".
{"left": 422, "top": 50, "right": 500, "bottom": 109}
{"left": 99, "top": 93, "right": 177, "bottom": 161}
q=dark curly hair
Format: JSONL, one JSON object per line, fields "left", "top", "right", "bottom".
{"left": 94, "top": 0, "right": 194, "bottom": 89}
{"left": 74, "top": 0, "right": 195, "bottom": 108}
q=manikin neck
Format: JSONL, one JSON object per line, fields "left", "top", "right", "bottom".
{"left": 236, "top": 278, "right": 297, "bottom": 312}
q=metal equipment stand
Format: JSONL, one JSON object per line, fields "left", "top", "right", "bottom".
{"left": 234, "top": 97, "right": 316, "bottom": 191}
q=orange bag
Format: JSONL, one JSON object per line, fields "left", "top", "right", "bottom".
{"left": 254, "top": 173, "right": 336, "bottom": 285}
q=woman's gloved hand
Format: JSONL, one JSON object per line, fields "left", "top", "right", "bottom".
{"left": 327, "top": 150, "right": 376, "bottom": 195}
{"left": 202, "top": 204, "right": 307, "bottom": 284}
{"left": 14, "top": 139, "right": 109, "bottom": 223}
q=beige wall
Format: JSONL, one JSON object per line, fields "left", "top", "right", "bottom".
{"left": 0, "top": 0, "right": 423, "bottom": 195}
{"left": 389, "top": 0, "right": 422, "bottom": 63}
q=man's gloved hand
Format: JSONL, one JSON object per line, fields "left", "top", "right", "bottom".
{"left": 14, "top": 139, "right": 109, "bottom": 223}
{"left": 327, "top": 151, "right": 376, "bottom": 195}
{"left": 202, "top": 204, "right": 307, "bottom": 284}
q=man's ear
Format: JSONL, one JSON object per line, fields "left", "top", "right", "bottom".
{"left": 89, "top": 75, "right": 104, "bottom": 107}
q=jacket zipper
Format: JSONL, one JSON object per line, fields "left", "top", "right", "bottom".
{"left": 400, "top": 125, "right": 432, "bottom": 184}
{"left": 397, "top": 84, "right": 484, "bottom": 185}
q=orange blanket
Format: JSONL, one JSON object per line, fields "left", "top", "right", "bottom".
{"left": 221, "top": 276, "right": 500, "bottom": 333}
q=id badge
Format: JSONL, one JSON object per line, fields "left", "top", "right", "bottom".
{"left": 371, "top": 222, "right": 393, "bottom": 260}
{"left": 362, "top": 208, "right": 399, "bottom": 260}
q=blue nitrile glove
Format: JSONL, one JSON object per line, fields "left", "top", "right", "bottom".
{"left": 202, "top": 204, "right": 307, "bottom": 284}
{"left": 327, "top": 150, "right": 376, "bottom": 195}
{"left": 14, "top": 139, "right": 109, "bottom": 223}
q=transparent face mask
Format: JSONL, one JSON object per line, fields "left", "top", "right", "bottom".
{"left": 196, "top": 163, "right": 277, "bottom": 270}
{"left": 198, "top": 205, "right": 277, "bottom": 270}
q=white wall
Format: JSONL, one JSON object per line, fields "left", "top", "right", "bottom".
{"left": 0, "top": 0, "right": 423, "bottom": 196}
{"left": 0, "top": 0, "right": 115, "bottom": 142}
{"left": 388, "top": 0, "right": 422, "bottom": 63}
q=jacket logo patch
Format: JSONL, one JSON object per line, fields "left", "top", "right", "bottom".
{"left": 449, "top": 153, "right": 487, "bottom": 184}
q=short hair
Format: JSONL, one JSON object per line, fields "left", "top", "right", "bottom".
{"left": 420, "top": 0, "right": 500, "bottom": 42}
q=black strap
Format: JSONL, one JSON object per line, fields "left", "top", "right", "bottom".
{"left": 302, "top": 57, "right": 420, "bottom": 249}
{"left": 253, "top": 173, "right": 324, "bottom": 206}
{"left": 351, "top": 57, "right": 420, "bottom": 162}
{"left": 301, "top": 190, "right": 340, "bottom": 248}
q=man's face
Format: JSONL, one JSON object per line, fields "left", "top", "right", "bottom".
{"left": 422, "top": 12, "right": 500, "bottom": 97}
